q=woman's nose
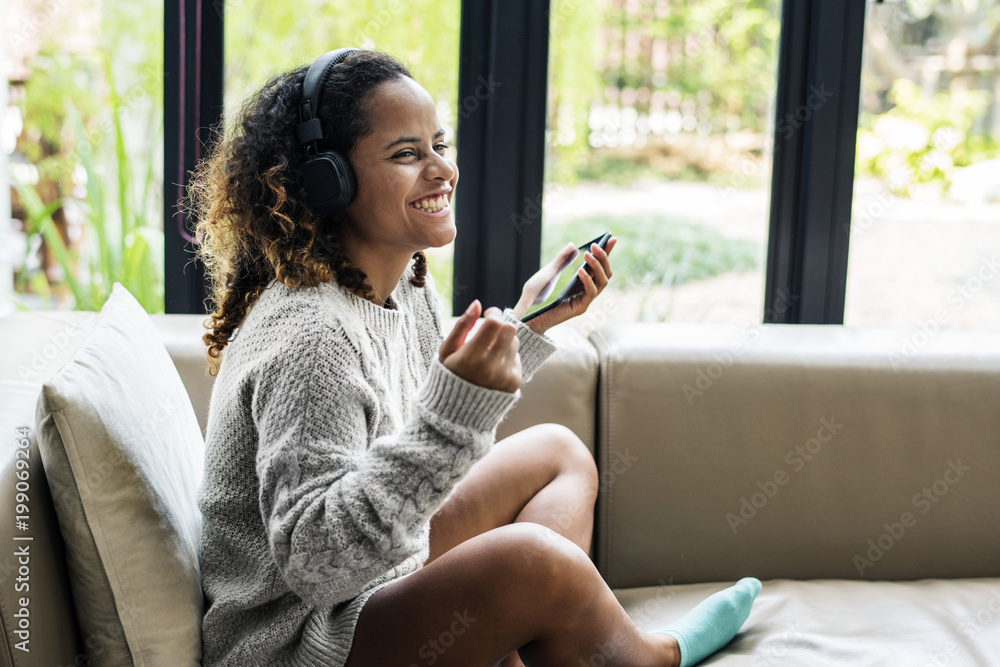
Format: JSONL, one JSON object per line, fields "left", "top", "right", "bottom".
{"left": 427, "top": 152, "right": 457, "bottom": 181}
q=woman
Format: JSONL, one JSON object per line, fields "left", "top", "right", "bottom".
{"left": 190, "top": 47, "right": 760, "bottom": 667}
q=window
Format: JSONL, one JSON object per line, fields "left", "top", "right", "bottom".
{"left": 7, "top": 0, "right": 165, "bottom": 313}
{"left": 844, "top": 0, "right": 1000, "bottom": 332}
{"left": 16, "top": 0, "right": 995, "bottom": 330}
{"left": 541, "top": 0, "right": 782, "bottom": 335}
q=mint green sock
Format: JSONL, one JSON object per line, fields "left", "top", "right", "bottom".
{"left": 652, "top": 577, "right": 762, "bottom": 667}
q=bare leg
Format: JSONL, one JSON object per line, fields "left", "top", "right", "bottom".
{"left": 344, "top": 522, "right": 680, "bottom": 666}
{"left": 345, "top": 423, "right": 679, "bottom": 666}
{"left": 427, "top": 423, "right": 600, "bottom": 564}
{"left": 430, "top": 422, "right": 599, "bottom": 667}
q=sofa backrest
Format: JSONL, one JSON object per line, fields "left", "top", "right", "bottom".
{"left": 591, "top": 322, "right": 1000, "bottom": 588}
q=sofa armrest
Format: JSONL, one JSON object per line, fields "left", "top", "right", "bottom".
{"left": 0, "top": 311, "right": 96, "bottom": 666}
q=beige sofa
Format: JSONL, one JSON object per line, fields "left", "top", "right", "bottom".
{"left": 1, "top": 288, "right": 999, "bottom": 666}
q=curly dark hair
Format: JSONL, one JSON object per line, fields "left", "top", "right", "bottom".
{"left": 187, "top": 49, "right": 428, "bottom": 377}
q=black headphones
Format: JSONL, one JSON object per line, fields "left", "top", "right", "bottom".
{"left": 296, "top": 47, "right": 359, "bottom": 214}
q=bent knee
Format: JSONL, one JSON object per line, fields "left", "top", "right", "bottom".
{"left": 537, "top": 424, "right": 598, "bottom": 493}
{"left": 484, "top": 522, "right": 593, "bottom": 586}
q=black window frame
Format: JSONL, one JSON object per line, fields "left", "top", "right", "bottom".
{"left": 164, "top": 0, "right": 224, "bottom": 314}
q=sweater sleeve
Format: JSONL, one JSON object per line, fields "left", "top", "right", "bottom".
{"left": 501, "top": 307, "right": 559, "bottom": 385}
{"left": 420, "top": 272, "right": 559, "bottom": 385}
{"left": 251, "top": 322, "right": 520, "bottom": 607}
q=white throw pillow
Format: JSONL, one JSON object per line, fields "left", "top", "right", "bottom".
{"left": 34, "top": 282, "right": 205, "bottom": 666}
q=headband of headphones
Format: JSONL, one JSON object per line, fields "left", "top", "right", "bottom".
{"left": 296, "top": 47, "right": 359, "bottom": 150}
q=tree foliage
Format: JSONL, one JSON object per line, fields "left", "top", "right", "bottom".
{"left": 223, "top": 0, "right": 461, "bottom": 129}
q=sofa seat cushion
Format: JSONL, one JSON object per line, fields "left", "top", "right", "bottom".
{"left": 34, "top": 283, "right": 206, "bottom": 666}
{"left": 615, "top": 577, "right": 1000, "bottom": 665}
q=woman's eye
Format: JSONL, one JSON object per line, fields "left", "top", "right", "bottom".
{"left": 393, "top": 144, "right": 448, "bottom": 159}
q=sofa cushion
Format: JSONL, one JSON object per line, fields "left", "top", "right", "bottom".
{"left": 615, "top": 578, "right": 1000, "bottom": 665}
{"left": 34, "top": 282, "right": 205, "bottom": 666}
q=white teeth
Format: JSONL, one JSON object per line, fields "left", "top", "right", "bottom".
{"left": 413, "top": 195, "right": 447, "bottom": 212}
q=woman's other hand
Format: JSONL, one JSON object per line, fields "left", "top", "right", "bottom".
{"left": 438, "top": 300, "right": 522, "bottom": 394}
{"left": 515, "top": 236, "right": 617, "bottom": 333}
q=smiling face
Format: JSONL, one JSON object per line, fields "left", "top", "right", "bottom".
{"left": 341, "top": 76, "right": 459, "bottom": 256}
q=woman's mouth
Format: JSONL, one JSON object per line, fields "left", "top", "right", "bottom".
{"left": 409, "top": 194, "right": 450, "bottom": 217}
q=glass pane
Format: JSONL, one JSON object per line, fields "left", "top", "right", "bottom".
{"left": 224, "top": 1, "right": 461, "bottom": 305}
{"left": 540, "top": 0, "right": 782, "bottom": 334}
{"left": 6, "top": 0, "right": 165, "bottom": 312}
{"left": 845, "top": 1, "right": 1000, "bottom": 332}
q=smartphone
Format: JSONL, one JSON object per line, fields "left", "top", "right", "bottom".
{"left": 522, "top": 231, "right": 612, "bottom": 323}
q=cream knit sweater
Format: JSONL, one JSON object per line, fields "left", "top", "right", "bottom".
{"left": 197, "top": 258, "right": 559, "bottom": 666}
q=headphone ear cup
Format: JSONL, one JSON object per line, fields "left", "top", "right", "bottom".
{"left": 302, "top": 149, "right": 357, "bottom": 214}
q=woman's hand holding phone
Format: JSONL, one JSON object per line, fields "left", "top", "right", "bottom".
{"left": 514, "top": 241, "right": 582, "bottom": 316}
{"left": 438, "top": 299, "right": 522, "bottom": 394}
{"left": 516, "top": 234, "right": 618, "bottom": 332}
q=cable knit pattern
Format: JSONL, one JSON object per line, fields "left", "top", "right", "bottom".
{"left": 197, "top": 258, "right": 559, "bottom": 666}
